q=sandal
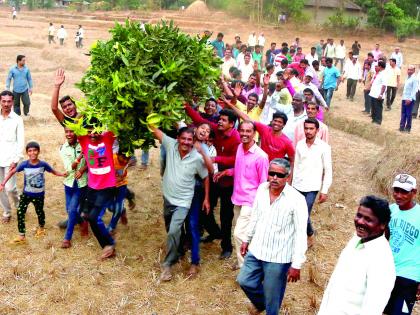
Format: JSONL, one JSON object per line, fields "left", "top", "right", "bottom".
{"left": 100, "top": 245, "right": 116, "bottom": 260}
{"left": 35, "top": 227, "right": 46, "bottom": 238}
{"left": 2, "top": 216, "right": 11, "bottom": 224}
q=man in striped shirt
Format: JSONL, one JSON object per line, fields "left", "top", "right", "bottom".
{"left": 237, "top": 158, "right": 308, "bottom": 315}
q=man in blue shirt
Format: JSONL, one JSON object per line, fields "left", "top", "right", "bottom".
{"left": 211, "top": 32, "right": 225, "bottom": 58}
{"left": 399, "top": 65, "right": 418, "bottom": 133}
{"left": 385, "top": 173, "right": 420, "bottom": 315}
{"left": 6, "top": 55, "right": 33, "bottom": 116}
{"left": 321, "top": 57, "right": 341, "bottom": 107}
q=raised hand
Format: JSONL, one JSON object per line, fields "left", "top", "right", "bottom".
{"left": 54, "top": 68, "right": 66, "bottom": 87}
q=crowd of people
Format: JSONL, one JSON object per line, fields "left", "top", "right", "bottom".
{"left": 0, "top": 28, "right": 419, "bottom": 315}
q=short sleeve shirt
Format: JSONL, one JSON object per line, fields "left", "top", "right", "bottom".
{"left": 16, "top": 160, "right": 53, "bottom": 197}
{"left": 389, "top": 203, "right": 420, "bottom": 282}
{"left": 162, "top": 134, "right": 208, "bottom": 208}
{"left": 323, "top": 66, "right": 341, "bottom": 89}
{"left": 255, "top": 122, "right": 295, "bottom": 161}
{"left": 78, "top": 131, "right": 116, "bottom": 190}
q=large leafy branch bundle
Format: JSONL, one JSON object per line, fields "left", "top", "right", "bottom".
{"left": 74, "top": 20, "right": 222, "bottom": 154}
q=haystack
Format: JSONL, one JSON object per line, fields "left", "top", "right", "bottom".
{"left": 184, "top": 0, "right": 209, "bottom": 16}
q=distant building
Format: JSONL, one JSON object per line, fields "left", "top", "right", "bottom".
{"left": 303, "top": 0, "right": 366, "bottom": 24}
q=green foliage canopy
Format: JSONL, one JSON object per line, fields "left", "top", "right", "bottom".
{"left": 72, "top": 20, "right": 222, "bottom": 154}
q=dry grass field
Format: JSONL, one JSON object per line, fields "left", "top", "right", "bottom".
{"left": 0, "top": 6, "right": 419, "bottom": 315}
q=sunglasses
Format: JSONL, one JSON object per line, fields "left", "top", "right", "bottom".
{"left": 268, "top": 171, "right": 288, "bottom": 178}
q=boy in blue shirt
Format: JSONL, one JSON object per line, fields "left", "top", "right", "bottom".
{"left": 0, "top": 141, "right": 65, "bottom": 244}
{"left": 385, "top": 174, "right": 420, "bottom": 315}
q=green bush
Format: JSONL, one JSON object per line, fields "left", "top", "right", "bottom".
{"left": 325, "top": 10, "right": 361, "bottom": 30}
{"left": 395, "top": 17, "right": 420, "bottom": 41}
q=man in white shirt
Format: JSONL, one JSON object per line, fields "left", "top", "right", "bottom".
{"left": 257, "top": 33, "right": 265, "bottom": 54}
{"left": 0, "top": 90, "right": 24, "bottom": 223}
{"left": 57, "top": 25, "right": 67, "bottom": 46}
{"left": 238, "top": 158, "right": 307, "bottom": 315}
{"left": 248, "top": 32, "right": 257, "bottom": 52}
{"left": 334, "top": 39, "right": 346, "bottom": 73}
{"left": 282, "top": 92, "right": 308, "bottom": 141}
{"left": 318, "top": 195, "right": 396, "bottom": 315}
{"left": 238, "top": 54, "right": 255, "bottom": 82}
{"left": 369, "top": 61, "right": 387, "bottom": 125}
{"left": 306, "top": 47, "right": 318, "bottom": 66}
{"left": 413, "top": 69, "right": 420, "bottom": 119}
{"left": 77, "top": 25, "right": 84, "bottom": 48}
{"left": 385, "top": 58, "right": 401, "bottom": 111}
{"left": 390, "top": 47, "right": 403, "bottom": 69}
{"left": 221, "top": 48, "right": 237, "bottom": 79}
{"left": 342, "top": 55, "right": 362, "bottom": 101}
{"left": 48, "top": 22, "right": 56, "bottom": 44}
{"left": 323, "top": 38, "right": 335, "bottom": 59}
{"left": 292, "top": 118, "right": 332, "bottom": 247}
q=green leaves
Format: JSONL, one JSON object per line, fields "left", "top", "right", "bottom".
{"left": 74, "top": 20, "right": 222, "bottom": 154}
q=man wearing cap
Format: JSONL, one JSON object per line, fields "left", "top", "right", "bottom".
{"left": 342, "top": 55, "right": 362, "bottom": 102}
{"left": 384, "top": 174, "right": 420, "bottom": 315}
{"left": 319, "top": 195, "right": 396, "bottom": 314}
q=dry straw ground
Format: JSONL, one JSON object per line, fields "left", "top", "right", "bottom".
{"left": 0, "top": 6, "right": 419, "bottom": 315}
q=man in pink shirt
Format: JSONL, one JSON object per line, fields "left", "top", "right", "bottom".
{"left": 293, "top": 47, "right": 305, "bottom": 63}
{"left": 214, "top": 121, "right": 268, "bottom": 268}
{"left": 294, "top": 102, "right": 329, "bottom": 147}
{"left": 371, "top": 43, "right": 382, "bottom": 61}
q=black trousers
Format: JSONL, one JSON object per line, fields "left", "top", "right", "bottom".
{"left": 384, "top": 276, "right": 418, "bottom": 315}
{"left": 370, "top": 96, "right": 384, "bottom": 125}
{"left": 346, "top": 79, "right": 357, "bottom": 99}
{"left": 386, "top": 86, "right": 397, "bottom": 108}
{"left": 201, "top": 182, "right": 234, "bottom": 252}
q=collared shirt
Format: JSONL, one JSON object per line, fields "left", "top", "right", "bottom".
{"left": 315, "top": 43, "right": 323, "bottom": 58}
{"left": 236, "top": 101, "right": 262, "bottom": 122}
{"left": 59, "top": 140, "right": 87, "bottom": 188}
{"left": 371, "top": 49, "right": 382, "bottom": 61}
{"left": 293, "top": 119, "right": 329, "bottom": 147}
{"left": 227, "top": 143, "right": 268, "bottom": 207}
{"left": 343, "top": 61, "right": 362, "bottom": 80}
{"left": 389, "top": 203, "right": 420, "bottom": 282}
{"left": 322, "top": 66, "right": 341, "bottom": 89}
{"left": 386, "top": 66, "right": 401, "bottom": 87}
{"left": 402, "top": 74, "right": 418, "bottom": 101}
{"left": 161, "top": 134, "right": 208, "bottom": 208}
{"left": 185, "top": 105, "right": 240, "bottom": 187}
{"left": 292, "top": 138, "right": 332, "bottom": 194}
{"left": 0, "top": 110, "right": 24, "bottom": 167}
{"left": 283, "top": 111, "right": 307, "bottom": 141}
{"left": 6, "top": 65, "right": 33, "bottom": 93}
{"left": 318, "top": 235, "right": 396, "bottom": 315}
{"left": 48, "top": 25, "right": 55, "bottom": 36}
{"left": 390, "top": 52, "right": 403, "bottom": 68}
{"left": 57, "top": 28, "right": 67, "bottom": 39}
{"left": 221, "top": 57, "right": 237, "bottom": 78}
{"left": 238, "top": 62, "right": 254, "bottom": 82}
{"left": 211, "top": 40, "right": 224, "bottom": 58}
{"left": 78, "top": 27, "right": 84, "bottom": 38}
{"left": 248, "top": 34, "right": 257, "bottom": 47}
{"left": 247, "top": 182, "right": 308, "bottom": 267}
{"left": 305, "top": 53, "right": 318, "bottom": 66}
{"left": 324, "top": 44, "right": 335, "bottom": 58}
{"left": 335, "top": 44, "right": 346, "bottom": 59}
{"left": 298, "top": 82, "right": 327, "bottom": 108}
{"left": 257, "top": 35, "right": 265, "bottom": 47}
{"left": 369, "top": 70, "right": 387, "bottom": 99}
{"left": 255, "top": 122, "right": 295, "bottom": 162}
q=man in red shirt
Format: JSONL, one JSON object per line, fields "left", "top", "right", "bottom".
{"left": 185, "top": 105, "right": 240, "bottom": 259}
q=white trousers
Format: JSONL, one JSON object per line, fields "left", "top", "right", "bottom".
{"left": 0, "top": 166, "right": 19, "bottom": 217}
{"left": 233, "top": 205, "right": 253, "bottom": 268}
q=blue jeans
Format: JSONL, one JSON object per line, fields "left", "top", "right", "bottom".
{"left": 187, "top": 185, "right": 204, "bottom": 265}
{"left": 323, "top": 88, "right": 335, "bottom": 107}
{"left": 400, "top": 100, "right": 414, "bottom": 131}
{"left": 297, "top": 190, "right": 318, "bottom": 236}
{"left": 238, "top": 252, "right": 291, "bottom": 315}
{"left": 141, "top": 150, "right": 149, "bottom": 166}
{"left": 108, "top": 185, "right": 127, "bottom": 231}
{"left": 64, "top": 181, "right": 86, "bottom": 241}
